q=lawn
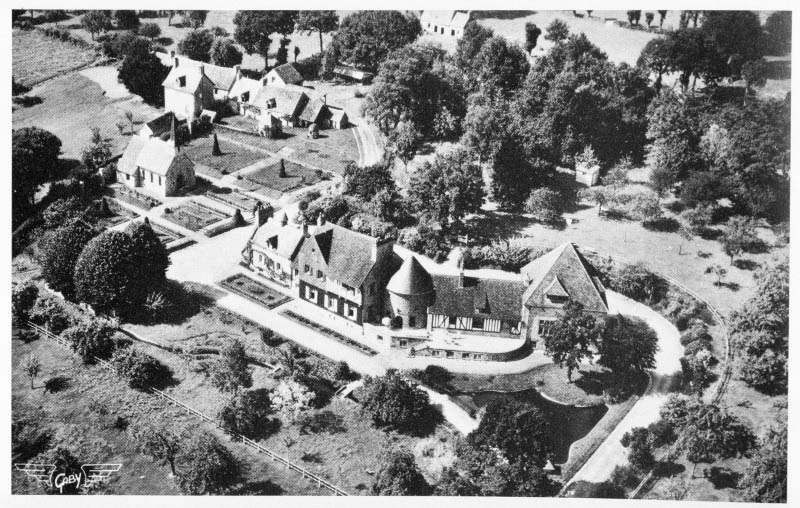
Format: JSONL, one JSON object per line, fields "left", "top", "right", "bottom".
{"left": 182, "top": 133, "right": 267, "bottom": 175}
{"left": 220, "top": 273, "right": 293, "bottom": 309}
{"left": 12, "top": 29, "right": 97, "bottom": 87}
{"left": 244, "top": 158, "right": 325, "bottom": 193}
{"left": 162, "top": 200, "right": 229, "bottom": 232}
{"left": 12, "top": 72, "right": 161, "bottom": 160}
{"left": 216, "top": 126, "right": 358, "bottom": 175}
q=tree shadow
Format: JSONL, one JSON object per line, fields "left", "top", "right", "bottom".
{"left": 298, "top": 410, "right": 346, "bottom": 435}
{"left": 643, "top": 217, "right": 681, "bottom": 233}
{"left": 463, "top": 211, "right": 537, "bottom": 244}
{"left": 715, "top": 281, "right": 741, "bottom": 292}
{"left": 743, "top": 238, "right": 770, "bottom": 255}
{"left": 43, "top": 376, "right": 71, "bottom": 394}
{"left": 732, "top": 258, "right": 760, "bottom": 271}
{"left": 300, "top": 451, "right": 324, "bottom": 464}
{"left": 653, "top": 460, "right": 686, "bottom": 478}
{"left": 126, "top": 281, "right": 223, "bottom": 326}
{"left": 707, "top": 466, "right": 742, "bottom": 489}
{"left": 231, "top": 479, "right": 285, "bottom": 495}
{"left": 155, "top": 36, "right": 174, "bottom": 46}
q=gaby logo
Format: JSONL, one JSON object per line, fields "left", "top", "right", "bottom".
{"left": 14, "top": 463, "right": 122, "bottom": 493}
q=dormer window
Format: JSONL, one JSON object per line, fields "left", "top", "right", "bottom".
{"left": 544, "top": 277, "right": 569, "bottom": 306}
{"left": 546, "top": 295, "right": 569, "bottom": 305}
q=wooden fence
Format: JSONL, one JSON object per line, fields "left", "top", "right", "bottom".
{"left": 25, "top": 321, "right": 349, "bottom": 496}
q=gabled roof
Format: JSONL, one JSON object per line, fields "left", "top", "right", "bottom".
{"left": 269, "top": 63, "right": 304, "bottom": 85}
{"left": 117, "top": 136, "right": 188, "bottom": 177}
{"left": 521, "top": 243, "right": 608, "bottom": 313}
{"left": 329, "top": 106, "right": 348, "bottom": 122}
{"left": 250, "top": 86, "right": 309, "bottom": 118}
{"left": 428, "top": 274, "right": 527, "bottom": 322}
{"left": 299, "top": 98, "right": 329, "bottom": 123}
{"left": 229, "top": 77, "right": 261, "bottom": 98}
{"left": 143, "top": 111, "right": 178, "bottom": 138}
{"left": 387, "top": 256, "right": 434, "bottom": 296}
{"left": 304, "top": 222, "right": 379, "bottom": 288}
{"left": 251, "top": 218, "right": 308, "bottom": 260}
{"left": 162, "top": 65, "right": 212, "bottom": 93}
{"left": 420, "top": 10, "right": 471, "bottom": 28}
{"left": 156, "top": 53, "right": 238, "bottom": 91}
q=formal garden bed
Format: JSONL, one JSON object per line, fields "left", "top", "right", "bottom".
{"left": 220, "top": 273, "right": 292, "bottom": 310}
{"left": 162, "top": 200, "right": 230, "bottom": 232}
{"left": 91, "top": 197, "right": 138, "bottom": 229}
{"left": 110, "top": 185, "right": 161, "bottom": 210}
{"left": 280, "top": 310, "right": 379, "bottom": 357}
{"left": 205, "top": 188, "right": 263, "bottom": 215}
{"left": 244, "top": 158, "right": 327, "bottom": 194}
{"left": 182, "top": 133, "right": 267, "bottom": 175}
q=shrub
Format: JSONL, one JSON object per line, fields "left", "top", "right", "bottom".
{"left": 111, "top": 347, "right": 170, "bottom": 389}
{"left": 270, "top": 379, "right": 315, "bottom": 415}
{"left": 63, "top": 318, "right": 118, "bottom": 364}
{"left": 29, "top": 294, "right": 71, "bottom": 334}
{"left": 647, "top": 419, "right": 677, "bottom": 448}
{"left": 609, "top": 262, "right": 660, "bottom": 303}
{"left": 680, "top": 323, "right": 711, "bottom": 346}
{"left": 333, "top": 361, "right": 354, "bottom": 381}
{"left": 361, "top": 370, "right": 433, "bottom": 434}
{"left": 525, "top": 187, "right": 563, "bottom": 224}
{"left": 210, "top": 339, "right": 252, "bottom": 392}
{"left": 683, "top": 339, "right": 713, "bottom": 357}
{"left": 217, "top": 388, "right": 274, "bottom": 439}
{"left": 12, "top": 283, "right": 39, "bottom": 323}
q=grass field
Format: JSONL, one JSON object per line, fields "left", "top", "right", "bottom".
{"left": 183, "top": 134, "right": 267, "bottom": 175}
{"left": 12, "top": 29, "right": 97, "bottom": 87}
{"left": 12, "top": 73, "right": 161, "bottom": 160}
{"left": 244, "top": 158, "right": 325, "bottom": 193}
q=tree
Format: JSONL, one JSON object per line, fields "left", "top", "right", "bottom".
{"left": 82, "top": 10, "right": 112, "bottom": 40}
{"left": 332, "top": 11, "right": 421, "bottom": 73}
{"left": 81, "top": 126, "right": 112, "bottom": 171}
{"left": 114, "top": 10, "right": 139, "bottom": 30}
{"left": 544, "top": 19, "right": 569, "bottom": 44}
{"left": 139, "top": 22, "right": 161, "bottom": 41}
{"left": 175, "top": 431, "right": 241, "bottom": 494}
{"left": 372, "top": 448, "right": 431, "bottom": 495}
{"left": 469, "top": 398, "right": 551, "bottom": 467}
{"left": 342, "top": 160, "right": 394, "bottom": 200}
{"left": 525, "top": 187, "right": 562, "bottom": 224}
{"left": 185, "top": 10, "right": 208, "bottom": 29}
{"left": 210, "top": 339, "right": 252, "bottom": 392}
{"left": 233, "top": 11, "right": 275, "bottom": 64}
{"left": 598, "top": 315, "right": 659, "bottom": 378}
{"left": 620, "top": 427, "right": 655, "bottom": 471}
{"left": 627, "top": 10, "right": 642, "bottom": 26}
{"left": 544, "top": 302, "right": 602, "bottom": 382}
{"left": 741, "top": 59, "right": 768, "bottom": 102}
{"left": 119, "top": 42, "right": 169, "bottom": 106}
{"left": 701, "top": 11, "right": 764, "bottom": 76}
{"left": 740, "top": 426, "right": 787, "bottom": 503}
{"left": 297, "top": 11, "right": 339, "bottom": 54}
{"left": 682, "top": 403, "right": 755, "bottom": 477}
{"left": 657, "top": 10, "right": 668, "bottom": 29}
{"left": 12, "top": 127, "right": 62, "bottom": 225}
{"left": 525, "top": 22, "right": 542, "bottom": 52}
{"left": 12, "top": 282, "right": 39, "bottom": 324}
{"left": 706, "top": 264, "right": 727, "bottom": 287}
{"left": 637, "top": 37, "right": 673, "bottom": 90}
{"left": 472, "top": 36, "right": 530, "bottom": 96}
{"left": 645, "top": 12, "right": 654, "bottom": 28}
{"left": 722, "top": 216, "right": 757, "bottom": 265}
{"left": 25, "top": 355, "right": 41, "bottom": 389}
{"left": 208, "top": 37, "right": 243, "bottom": 67}
{"left": 126, "top": 220, "right": 170, "bottom": 304}
{"left": 610, "top": 262, "right": 659, "bottom": 303}
{"left": 460, "top": 97, "right": 509, "bottom": 163}
{"left": 391, "top": 122, "right": 420, "bottom": 170}
{"left": 270, "top": 379, "right": 315, "bottom": 419}
{"left": 37, "top": 218, "right": 97, "bottom": 298}
{"left": 73, "top": 230, "right": 138, "bottom": 313}
{"left": 361, "top": 370, "right": 432, "bottom": 434}
{"left": 218, "top": 388, "right": 274, "bottom": 439}
{"left": 763, "top": 11, "right": 791, "bottom": 56}
{"left": 177, "top": 29, "right": 214, "bottom": 62}
{"left": 454, "top": 22, "right": 494, "bottom": 72}
{"left": 111, "top": 347, "right": 170, "bottom": 389}
{"left": 407, "top": 147, "right": 485, "bottom": 229}
{"left": 132, "top": 418, "right": 183, "bottom": 476}
{"left": 492, "top": 140, "right": 552, "bottom": 210}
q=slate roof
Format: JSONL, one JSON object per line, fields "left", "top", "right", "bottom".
{"left": 157, "top": 53, "right": 238, "bottom": 91}
{"left": 428, "top": 274, "right": 527, "bottom": 322}
{"left": 329, "top": 106, "right": 348, "bottom": 123}
{"left": 270, "top": 63, "right": 304, "bottom": 85}
{"left": 305, "top": 222, "right": 380, "bottom": 288}
{"left": 162, "top": 64, "right": 212, "bottom": 93}
{"left": 251, "top": 218, "right": 308, "bottom": 260}
{"left": 387, "top": 256, "right": 435, "bottom": 296}
{"left": 299, "top": 98, "right": 329, "bottom": 124}
{"left": 521, "top": 242, "right": 608, "bottom": 313}
{"left": 143, "top": 111, "right": 178, "bottom": 138}
{"left": 118, "top": 137, "right": 186, "bottom": 177}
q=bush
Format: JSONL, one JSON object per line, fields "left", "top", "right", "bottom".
{"left": 111, "top": 347, "right": 171, "bottom": 389}
{"left": 63, "top": 318, "right": 118, "bottom": 364}
{"left": 680, "top": 322, "right": 711, "bottom": 346}
{"left": 609, "top": 262, "right": 660, "bottom": 303}
{"left": 463, "top": 238, "right": 540, "bottom": 272}
{"left": 361, "top": 370, "right": 433, "bottom": 434}
{"left": 29, "top": 294, "right": 71, "bottom": 334}
{"left": 525, "top": 187, "right": 563, "bottom": 224}
{"left": 647, "top": 419, "right": 677, "bottom": 448}
{"left": 217, "top": 388, "right": 274, "bottom": 439}
{"left": 683, "top": 339, "right": 713, "bottom": 357}
{"left": 333, "top": 361, "right": 354, "bottom": 381}
{"left": 12, "top": 283, "right": 39, "bottom": 323}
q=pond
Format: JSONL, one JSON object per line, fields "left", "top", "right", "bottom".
{"left": 465, "top": 389, "right": 608, "bottom": 464}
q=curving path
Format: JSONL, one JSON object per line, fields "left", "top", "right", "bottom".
{"left": 564, "top": 291, "right": 682, "bottom": 486}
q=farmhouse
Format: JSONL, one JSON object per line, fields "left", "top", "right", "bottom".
{"left": 244, "top": 85, "right": 310, "bottom": 127}
{"left": 162, "top": 61, "right": 215, "bottom": 121}
{"left": 157, "top": 51, "right": 240, "bottom": 100}
{"left": 263, "top": 63, "right": 305, "bottom": 87}
{"left": 116, "top": 133, "right": 196, "bottom": 198}
{"left": 420, "top": 10, "right": 472, "bottom": 37}
{"left": 243, "top": 210, "right": 312, "bottom": 288}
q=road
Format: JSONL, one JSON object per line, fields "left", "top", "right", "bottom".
{"left": 353, "top": 120, "right": 383, "bottom": 166}
{"left": 565, "top": 291, "right": 682, "bottom": 486}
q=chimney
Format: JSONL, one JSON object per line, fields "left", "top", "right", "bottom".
{"left": 280, "top": 212, "right": 288, "bottom": 226}
{"left": 302, "top": 220, "right": 308, "bottom": 236}
{"left": 169, "top": 114, "right": 178, "bottom": 149}
{"left": 234, "top": 64, "right": 241, "bottom": 79}
{"left": 317, "top": 212, "right": 326, "bottom": 226}
{"left": 199, "top": 64, "right": 205, "bottom": 77}
{"left": 458, "top": 258, "right": 465, "bottom": 288}
{"left": 253, "top": 202, "right": 271, "bottom": 230}
{"left": 322, "top": 93, "right": 327, "bottom": 105}
{"left": 174, "top": 56, "right": 179, "bottom": 68}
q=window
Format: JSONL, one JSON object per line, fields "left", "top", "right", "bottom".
{"left": 448, "top": 316, "right": 457, "bottom": 328}
{"left": 178, "top": 76, "right": 186, "bottom": 87}
{"left": 399, "top": 340, "right": 407, "bottom": 348}
{"left": 304, "top": 264, "right": 311, "bottom": 275}
{"left": 347, "top": 305, "right": 357, "bottom": 319}
{"left": 343, "top": 284, "right": 355, "bottom": 297}
{"left": 317, "top": 269, "right": 324, "bottom": 279}
{"left": 306, "top": 286, "right": 317, "bottom": 301}
{"left": 547, "top": 295, "right": 569, "bottom": 305}
{"left": 538, "top": 319, "right": 556, "bottom": 337}
{"left": 409, "top": 316, "right": 416, "bottom": 328}
{"left": 472, "top": 317, "right": 484, "bottom": 330}
{"left": 158, "top": 176, "right": 162, "bottom": 185}
{"left": 126, "top": 174, "right": 130, "bottom": 181}
{"left": 327, "top": 295, "right": 338, "bottom": 311}
{"left": 451, "top": 29, "right": 455, "bottom": 36}
{"left": 150, "top": 172, "right": 153, "bottom": 183}
{"left": 277, "top": 263, "right": 281, "bottom": 271}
